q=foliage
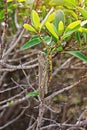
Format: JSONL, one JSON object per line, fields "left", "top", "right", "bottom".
{"left": 1, "top": 0, "right": 87, "bottom": 95}
{"left": 1, "top": 0, "right": 87, "bottom": 129}
{"left": 26, "top": 91, "right": 39, "bottom": 97}
{"left": 19, "top": 0, "right": 87, "bottom": 70}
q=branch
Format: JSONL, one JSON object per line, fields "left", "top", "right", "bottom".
{"left": 0, "top": 60, "right": 38, "bottom": 72}
{"left": 45, "top": 74, "right": 87, "bottom": 101}
{"left": 0, "top": 109, "right": 25, "bottom": 130}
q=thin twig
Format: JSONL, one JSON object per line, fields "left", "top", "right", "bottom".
{"left": 0, "top": 109, "right": 25, "bottom": 130}
{"left": 45, "top": 74, "right": 87, "bottom": 101}
{"left": 0, "top": 60, "right": 38, "bottom": 71}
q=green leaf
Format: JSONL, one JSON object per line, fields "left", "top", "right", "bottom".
{"left": 58, "top": 21, "right": 64, "bottom": 35}
{"left": 70, "top": 10, "right": 78, "bottom": 20}
{"left": 23, "top": 24, "right": 36, "bottom": 33}
{"left": 45, "top": 22, "right": 58, "bottom": 39}
{"left": 62, "top": 20, "right": 81, "bottom": 39}
{"left": 40, "top": 7, "right": 54, "bottom": 30}
{"left": 78, "top": 7, "right": 87, "bottom": 20}
{"left": 53, "top": 10, "right": 65, "bottom": 31}
{"left": 69, "top": 11, "right": 78, "bottom": 20}
{"left": 64, "top": 0, "right": 77, "bottom": 8}
{"left": 25, "top": 0, "right": 35, "bottom": 5}
{"left": 49, "top": 0, "right": 64, "bottom": 6}
{"left": 64, "top": 9, "right": 78, "bottom": 20}
{"left": 62, "top": 28, "right": 79, "bottom": 40}
{"left": 21, "top": 36, "right": 51, "bottom": 50}
{"left": 7, "top": 0, "right": 13, "bottom": 2}
{"left": 78, "top": 27, "right": 87, "bottom": 33}
{"left": 65, "top": 20, "right": 81, "bottom": 32}
{"left": 26, "top": 91, "right": 39, "bottom": 97}
{"left": 82, "top": 28, "right": 87, "bottom": 33}
{"left": 47, "top": 12, "right": 55, "bottom": 22}
{"left": 83, "top": 33, "right": 87, "bottom": 42}
{"left": 0, "top": 10, "right": 4, "bottom": 20}
{"left": 17, "top": 0, "right": 25, "bottom": 2}
{"left": 75, "top": 32, "right": 81, "bottom": 43}
{"left": 31, "top": 10, "right": 40, "bottom": 29}
{"left": 56, "top": 44, "right": 63, "bottom": 52}
{"left": 21, "top": 37, "right": 40, "bottom": 50}
{"left": 67, "top": 51, "right": 87, "bottom": 63}
{"left": 50, "top": 0, "right": 77, "bottom": 8}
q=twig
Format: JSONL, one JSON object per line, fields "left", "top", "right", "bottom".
{"left": 45, "top": 74, "right": 87, "bottom": 101}
{"left": 0, "top": 88, "right": 27, "bottom": 105}
{"left": 26, "top": 121, "right": 37, "bottom": 130}
{"left": 41, "top": 119, "right": 87, "bottom": 130}
{"left": 2, "top": 17, "right": 29, "bottom": 60}
{"left": 21, "top": 65, "right": 35, "bottom": 90}
{"left": 52, "top": 56, "right": 74, "bottom": 76}
{"left": 0, "top": 60, "right": 38, "bottom": 71}
{"left": 0, "top": 96, "right": 29, "bottom": 110}
{"left": 2, "top": 28, "right": 25, "bottom": 60}
{"left": 41, "top": 124, "right": 60, "bottom": 129}
{"left": 77, "top": 106, "right": 87, "bottom": 124}
{"left": 23, "top": 58, "right": 38, "bottom": 66}
{"left": 44, "top": 104, "right": 59, "bottom": 113}
{"left": 0, "top": 109, "right": 25, "bottom": 130}
{"left": 0, "top": 85, "right": 19, "bottom": 94}
{"left": 14, "top": 8, "right": 20, "bottom": 29}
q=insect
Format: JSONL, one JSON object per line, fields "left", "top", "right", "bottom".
{"left": 39, "top": 35, "right": 53, "bottom": 83}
